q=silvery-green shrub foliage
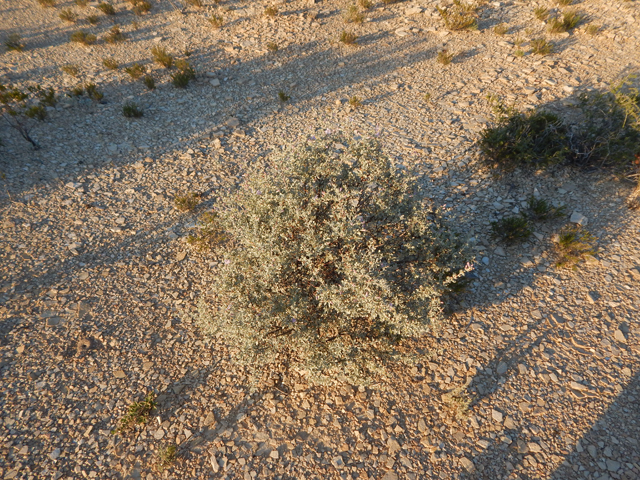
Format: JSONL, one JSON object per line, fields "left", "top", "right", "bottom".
{"left": 199, "top": 135, "right": 473, "bottom": 384}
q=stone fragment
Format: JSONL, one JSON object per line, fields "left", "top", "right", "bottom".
{"left": 154, "top": 428, "right": 165, "bottom": 440}
{"left": 226, "top": 117, "right": 240, "bottom": 128}
{"left": 628, "top": 267, "right": 640, "bottom": 280}
{"left": 491, "top": 409, "right": 503, "bottom": 423}
{"left": 417, "top": 418, "right": 427, "bottom": 433}
{"left": 176, "top": 251, "right": 187, "bottom": 262}
{"left": 50, "top": 448, "right": 61, "bottom": 460}
{"left": 114, "top": 369, "right": 126, "bottom": 379}
{"left": 606, "top": 459, "right": 621, "bottom": 472}
{"left": 459, "top": 457, "right": 475, "bottom": 472}
{"left": 614, "top": 330, "right": 626, "bottom": 343}
{"left": 569, "top": 211, "right": 588, "bottom": 226}
{"left": 331, "top": 455, "right": 344, "bottom": 468}
{"left": 381, "top": 472, "right": 398, "bottom": 480}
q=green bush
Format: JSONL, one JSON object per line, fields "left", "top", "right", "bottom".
{"left": 0, "top": 84, "right": 55, "bottom": 149}
{"left": 197, "top": 135, "right": 473, "bottom": 385}
{"left": 122, "top": 101, "right": 143, "bottom": 118}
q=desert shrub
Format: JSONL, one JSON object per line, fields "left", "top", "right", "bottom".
{"left": 151, "top": 46, "right": 173, "bottom": 68}
{"left": 102, "top": 57, "right": 119, "bottom": 70}
{"left": 112, "top": 393, "right": 156, "bottom": 435}
{"left": 548, "top": 10, "right": 583, "bottom": 33}
{"left": 267, "top": 41, "right": 278, "bottom": 52}
{"left": 339, "top": 30, "right": 358, "bottom": 45}
{"left": 264, "top": 6, "right": 278, "bottom": 17}
{"left": 84, "top": 82, "right": 104, "bottom": 101}
{"left": 491, "top": 215, "right": 532, "bottom": 243}
{"left": 526, "top": 196, "right": 566, "bottom": 220}
{"left": 174, "top": 192, "right": 201, "bottom": 211}
{"left": 70, "top": 30, "right": 96, "bottom": 45}
{"left": 437, "top": 49, "right": 454, "bottom": 65}
{"left": 349, "top": 96, "right": 362, "bottom": 107}
{"left": 437, "top": 0, "right": 479, "bottom": 31}
{"left": 493, "top": 23, "right": 508, "bottom": 35}
{"left": 5, "top": 34, "right": 25, "bottom": 52}
{"left": 530, "top": 38, "right": 554, "bottom": 55}
{"left": 555, "top": 225, "right": 596, "bottom": 268}
{"left": 122, "top": 101, "right": 143, "bottom": 118}
{"left": 98, "top": 2, "right": 116, "bottom": 14}
{"left": 59, "top": 8, "right": 78, "bottom": 22}
{"left": 480, "top": 99, "right": 569, "bottom": 169}
{"left": 209, "top": 14, "right": 224, "bottom": 28}
{"left": 197, "top": 135, "right": 473, "bottom": 385}
{"left": 278, "top": 90, "right": 290, "bottom": 102}
{"left": 185, "top": 0, "right": 203, "bottom": 7}
{"left": 143, "top": 75, "right": 155, "bottom": 90}
{"left": 358, "top": 0, "right": 373, "bottom": 9}
{"left": 104, "top": 25, "right": 125, "bottom": 43}
{"left": 344, "top": 5, "right": 364, "bottom": 23}
{"left": 171, "top": 60, "right": 196, "bottom": 88}
{"left": 534, "top": 6, "right": 549, "bottom": 21}
{"left": 38, "top": 0, "right": 55, "bottom": 7}
{"left": 76, "top": 0, "right": 88, "bottom": 6}
{"left": 0, "top": 84, "right": 55, "bottom": 149}
{"left": 87, "top": 14, "right": 100, "bottom": 25}
{"left": 132, "top": 0, "right": 152, "bottom": 14}
{"left": 125, "top": 63, "right": 145, "bottom": 79}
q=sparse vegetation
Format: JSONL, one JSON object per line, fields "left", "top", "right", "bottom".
{"left": 112, "top": 393, "right": 156, "bottom": 435}
{"left": 59, "top": 8, "right": 78, "bottom": 23}
{"left": 527, "top": 196, "right": 566, "bottom": 221}
{"left": 348, "top": 96, "right": 362, "bottom": 107}
{"left": 171, "top": 60, "right": 196, "bottom": 88}
{"left": 555, "top": 225, "right": 596, "bottom": 268}
{"left": 585, "top": 24, "right": 600, "bottom": 35}
{"left": 186, "top": 212, "right": 227, "bottom": 251}
{"left": 132, "top": 0, "right": 152, "bottom": 15}
{"left": 530, "top": 37, "right": 554, "bottom": 55}
{"left": 143, "top": 75, "right": 155, "bottom": 90}
{"left": 0, "top": 84, "right": 55, "bottom": 149}
{"left": 267, "top": 41, "right": 278, "bottom": 52}
{"left": 423, "top": 93, "right": 432, "bottom": 102}
{"left": 102, "top": 57, "right": 119, "bottom": 70}
{"left": 157, "top": 444, "right": 178, "bottom": 472}
{"left": 442, "top": 385, "right": 473, "bottom": 420}
{"left": 491, "top": 215, "right": 532, "bottom": 243}
{"left": 209, "top": 14, "right": 224, "bottom": 28}
{"left": 278, "top": 90, "right": 290, "bottom": 102}
{"left": 345, "top": 5, "right": 364, "bottom": 23}
{"left": 358, "top": 0, "right": 373, "bottom": 9}
{"left": 104, "top": 25, "right": 125, "bottom": 43}
{"left": 122, "top": 101, "right": 143, "bottom": 118}
{"left": 437, "top": 49, "right": 454, "bottom": 65}
{"left": 70, "top": 30, "right": 97, "bottom": 45}
{"left": 151, "top": 45, "right": 173, "bottom": 68}
{"left": 5, "top": 34, "right": 25, "bottom": 52}
{"left": 185, "top": 0, "right": 203, "bottom": 7}
{"left": 339, "top": 30, "right": 358, "bottom": 45}
{"left": 87, "top": 14, "right": 100, "bottom": 25}
{"left": 37, "top": 0, "right": 56, "bottom": 7}
{"left": 534, "top": 6, "right": 549, "bottom": 21}
{"left": 264, "top": 6, "right": 278, "bottom": 17}
{"left": 124, "top": 63, "right": 145, "bottom": 79}
{"left": 493, "top": 23, "right": 509, "bottom": 35}
{"left": 84, "top": 82, "right": 104, "bottom": 102}
{"left": 556, "top": 0, "right": 573, "bottom": 5}
{"left": 548, "top": 10, "right": 583, "bottom": 33}
{"left": 197, "top": 134, "right": 473, "bottom": 385}
{"left": 98, "top": 2, "right": 116, "bottom": 15}
{"left": 515, "top": 49, "right": 525, "bottom": 57}
{"left": 437, "top": 0, "right": 479, "bottom": 31}
{"left": 174, "top": 192, "right": 201, "bottom": 211}
{"left": 76, "top": 0, "right": 88, "bottom": 6}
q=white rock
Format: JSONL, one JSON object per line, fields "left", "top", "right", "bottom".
{"left": 210, "top": 78, "right": 220, "bottom": 87}
{"left": 491, "top": 409, "right": 503, "bottom": 423}
{"left": 570, "top": 211, "right": 588, "bottom": 226}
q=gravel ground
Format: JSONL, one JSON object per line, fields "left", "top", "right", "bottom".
{"left": 1, "top": 0, "right": 639, "bottom": 478}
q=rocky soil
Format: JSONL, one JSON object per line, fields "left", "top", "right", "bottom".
{"left": 1, "top": 0, "right": 639, "bottom": 479}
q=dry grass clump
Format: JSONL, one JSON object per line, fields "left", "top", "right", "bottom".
{"left": 344, "top": 5, "right": 364, "bottom": 23}
{"left": 547, "top": 10, "right": 583, "bottom": 33}
{"left": 102, "top": 57, "right": 119, "bottom": 70}
{"left": 59, "top": 8, "right": 78, "bottom": 22}
{"left": 209, "top": 14, "right": 224, "bottom": 28}
{"left": 104, "top": 25, "right": 126, "bottom": 44}
{"left": 530, "top": 37, "right": 554, "bottom": 55}
{"left": 339, "top": 30, "right": 358, "bottom": 45}
{"left": 151, "top": 46, "right": 173, "bottom": 68}
{"left": 437, "top": 49, "right": 454, "bottom": 65}
{"left": 5, "top": 34, "right": 25, "bottom": 52}
{"left": 124, "top": 63, "right": 146, "bottom": 79}
{"left": 437, "top": 0, "right": 479, "bottom": 31}
{"left": 70, "top": 30, "right": 97, "bottom": 45}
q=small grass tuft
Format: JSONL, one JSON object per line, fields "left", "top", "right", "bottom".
{"left": 157, "top": 444, "right": 178, "bottom": 472}
{"left": 102, "top": 57, "right": 119, "bottom": 70}
{"left": 267, "top": 41, "right": 278, "bottom": 52}
{"left": 70, "top": 30, "right": 97, "bottom": 45}
{"left": 437, "top": 0, "right": 479, "bottom": 31}
{"left": 76, "top": 0, "right": 88, "bottom": 6}
{"left": 555, "top": 225, "right": 596, "bottom": 268}
{"left": 209, "top": 14, "right": 224, "bottom": 28}
{"left": 534, "top": 6, "right": 549, "bottom": 21}
{"left": 358, "top": 0, "right": 373, "bottom": 9}
{"left": 442, "top": 385, "right": 473, "bottom": 420}
{"left": 143, "top": 75, "right": 155, "bottom": 90}
{"left": 171, "top": 60, "right": 196, "bottom": 88}
{"left": 124, "top": 63, "right": 145, "bottom": 79}
{"left": 491, "top": 215, "right": 532, "bottom": 243}
{"left": 98, "top": 2, "right": 116, "bottom": 15}
{"left": 345, "top": 5, "right": 364, "bottom": 23}
{"left": 530, "top": 37, "right": 553, "bottom": 55}
{"left": 339, "top": 30, "right": 358, "bottom": 45}
{"left": 59, "top": 8, "right": 78, "bottom": 22}
{"left": 348, "top": 96, "right": 362, "bottom": 108}
{"left": 556, "top": 0, "right": 572, "bottom": 5}
{"left": 5, "top": 34, "right": 25, "bottom": 52}
{"left": 493, "top": 23, "right": 509, "bottom": 35}
{"left": 70, "top": 85, "right": 84, "bottom": 97}
{"left": 84, "top": 82, "right": 104, "bottom": 102}
{"left": 514, "top": 49, "right": 525, "bottom": 57}
{"left": 186, "top": 212, "right": 228, "bottom": 251}
{"left": 174, "top": 192, "right": 202, "bottom": 211}
{"left": 185, "top": 0, "right": 203, "bottom": 7}
{"left": 264, "top": 6, "right": 278, "bottom": 17}
{"left": 548, "top": 10, "right": 583, "bottom": 33}
{"left": 104, "top": 25, "right": 125, "bottom": 44}
{"left": 585, "top": 24, "right": 600, "bottom": 35}
{"left": 87, "top": 14, "right": 100, "bottom": 25}
{"left": 151, "top": 45, "right": 173, "bottom": 68}
{"left": 278, "top": 90, "right": 290, "bottom": 102}
{"left": 112, "top": 393, "right": 156, "bottom": 435}
{"left": 37, "top": 0, "right": 56, "bottom": 7}
{"left": 122, "top": 101, "right": 143, "bottom": 118}
{"left": 527, "top": 196, "right": 566, "bottom": 221}
{"left": 437, "top": 49, "right": 454, "bottom": 65}
{"left": 423, "top": 92, "right": 432, "bottom": 102}
{"left": 132, "top": 0, "right": 152, "bottom": 14}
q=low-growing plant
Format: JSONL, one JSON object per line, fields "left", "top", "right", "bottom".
{"left": 534, "top": 6, "right": 549, "bottom": 21}
{"left": 70, "top": 30, "right": 97, "bottom": 45}
{"left": 442, "top": 384, "right": 473, "bottom": 420}
{"left": 493, "top": 23, "right": 508, "bottom": 35}
{"left": 122, "top": 101, "right": 143, "bottom": 118}
{"left": 437, "top": 0, "right": 479, "bottom": 31}
{"left": 491, "top": 215, "right": 532, "bottom": 243}
{"left": 527, "top": 196, "right": 566, "bottom": 221}
{"left": 196, "top": 134, "right": 473, "bottom": 385}
{"left": 143, "top": 75, "right": 155, "bottom": 90}
{"left": 339, "top": 30, "right": 358, "bottom": 45}
{"left": 85, "top": 82, "right": 104, "bottom": 102}
{"left": 278, "top": 90, "right": 290, "bottom": 102}
{"left": 185, "top": 0, "right": 203, "bottom": 7}
{"left": 530, "top": 37, "right": 553, "bottom": 55}
{"left": 87, "top": 14, "right": 100, "bottom": 25}
{"left": 548, "top": 10, "right": 582, "bottom": 33}
{"left": 104, "top": 25, "right": 125, "bottom": 43}
{"left": 267, "top": 41, "right": 278, "bottom": 52}
{"left": 132, "top": 0, "right": 152, "bottom": 15}
{"left": 264, "top": 6, "right": 278, "bottom": 17}
{"left": 585, "top": 24, "right": 600, "bottom": 35}
{"left": 59, "top": 8, "right": 78, "bottom": 22}
{"left": 174, "top": 192, "right": 201, "bottom": 211}
{"left": 423, "top": 93, "right": 432, "bottom": 102}
{"left": 98, "top": 2, "right": 116, "bottom": 15}
{"left": 556, "top": 0, "right": 572, "bottom": 5}
{"left": 0, "top": 84, "right": 55, "bottom": 149}
{"left": 186, "top": 212, "right": 228, "bottom": 251}
{"left": 151, "top": 45, "right": 173, "bottom": 68}
{"left": 157, "top": 444, "right": 178, "bottom": 472}
{"left": 345, "top": 5, "right": 364, "bottom": 23}
{"left": 437, "top": 49, "right": 454, "bottom": 65}
{"left": 125, "top": 63, "right": 145, "bottom": 79}
{"left": 76, "top": 0, "right": 88, "bottom": 6}
{"left": 171, "top": 60, "right": 196, "bottom": 88}
{"left": 37, "top": 0, "right": 56, "bottom": 7}
{"left": 349, "top": 95, "right": 362, "bottom": 107}
{"left": 480, "top": 98, "right": 568, "bottom": 169}
{"left": 358, "top": 0, "right": 373, "bottom": 9}
{"left": 61, "top": 64, "right": 80, "bottom": 76}
{"left": 102, "top": 57, "right": 119, "bottom": 70}
{"left": 112, "top": 393, "right": 157, "bottom": 435}
{"left": 555, "top": 225, "right": 596, "bottom": 268}
{"left": 381, "top": 0, "right": 401, "bottom": 4}
{"left": 70, "top": 85, "right": 84, "bottom": 97}
{"left": 514, "top": 49, "right": 525, "bottom": 57}
{"left": 209, "top": 14, "right": 224, "bottom": 28}
{"left": 5, "top": 34, "right": 24, "bottom": 52}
